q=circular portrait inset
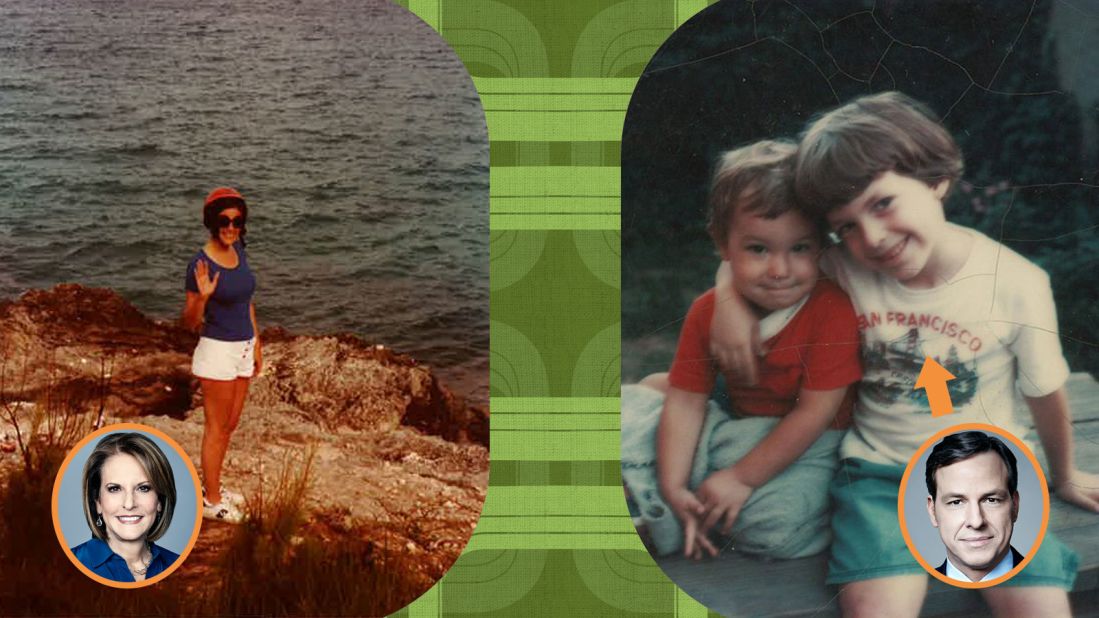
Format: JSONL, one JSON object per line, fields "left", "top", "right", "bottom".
{"left": 899, "top": 423, "right": 1049, "bottom": 588}
{"left": 52, "top": 423, "right": 201, "bottom": 588}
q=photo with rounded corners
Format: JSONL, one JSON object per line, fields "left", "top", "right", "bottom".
{"left": 0, "top": 0, "right": 488, "bottom": 614}
{"left": 52, "top": 424, "right": 202, "bottom": 588}
{"left": 621, "top": 2, "right": 1099, "bottom": 616}
{"left": 898, "top": 423, "right": 1049, "bottom": 589}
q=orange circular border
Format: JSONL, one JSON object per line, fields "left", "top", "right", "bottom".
{"left": 50, "top": 422, "right": 203, "bottom": 589}
{"left": 898, "top": 422, "right": 1050, "bottom": 589}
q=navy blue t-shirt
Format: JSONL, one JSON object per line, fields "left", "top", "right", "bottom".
{"left": 185, "top": 242, "right": 256, "bottom": 341}
{"left": 71, "top": 537, "right": 181, "bottom": 583}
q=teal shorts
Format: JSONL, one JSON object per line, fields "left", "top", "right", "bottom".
{"left": 827, "top": 458, "right": 1078, "bottom": 589}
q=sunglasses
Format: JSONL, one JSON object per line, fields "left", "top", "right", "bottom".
{"left": 217, "top": 215, "right": 245, "bottom": 229}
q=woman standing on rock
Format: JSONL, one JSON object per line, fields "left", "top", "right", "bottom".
{"left": 182, "top": 187, "right": 258, "bottom": 524}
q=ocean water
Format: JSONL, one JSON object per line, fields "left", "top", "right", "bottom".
{"left": 0, "top": 0, "right": 489, "bottom": 405}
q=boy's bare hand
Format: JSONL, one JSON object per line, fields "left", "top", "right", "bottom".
{"left": 665, "top": 487, "right": 718, "bottom": 559}
{"left": 1055, "top": 469, "right": 1099, "bottom": 513}
{"left": 696, "top": 467, "right": 754, "bottom": 537}
{"left": 709, "top": 288, "right": 762, "bottom": 385}
{"left": 681, "top": 511, "right": 720, "bottom": 560}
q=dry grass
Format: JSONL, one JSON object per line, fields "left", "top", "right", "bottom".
{"left": 0, "top": 344, "right": 433, "bottom": 616}
{"left": 215, "top": 447, "right": 427, "bottom": 616}
{"left": 1, "top": 351, "right": 102, "bottom": 480}
{"left": 0, "top": 353, "right": 188, "bottom": 615}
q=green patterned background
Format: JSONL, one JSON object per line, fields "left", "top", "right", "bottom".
{"left": 387, "top": 0, "right": 713, "bottom": 615}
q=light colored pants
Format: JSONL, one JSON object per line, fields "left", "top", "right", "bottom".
{"left": 621, "top": 383, "right": 843, "bottom": 558}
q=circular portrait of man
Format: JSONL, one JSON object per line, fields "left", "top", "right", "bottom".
{"left": 901, "top": 425, "right": 1049, "bottom": 587}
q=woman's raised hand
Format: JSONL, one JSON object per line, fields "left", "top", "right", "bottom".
{"left": 195, "top": 259, "right": 220, "bottom": 298}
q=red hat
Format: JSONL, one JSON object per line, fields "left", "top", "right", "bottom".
{"left": 204, "top": 187, "right": 245, "bottom": 208}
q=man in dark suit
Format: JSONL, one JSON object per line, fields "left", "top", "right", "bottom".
{"left": 934, "top": 546, "right": 1025, "bottom": 580}
{"left": 926, "top": 431, "right": 1023, "bottom": 583}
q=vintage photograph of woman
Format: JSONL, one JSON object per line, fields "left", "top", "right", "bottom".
{"left": 0, "top": 0, "right": 488, "bottom": 614}
{"left": 183, "top": 187, "right": 257, "bottom": 524}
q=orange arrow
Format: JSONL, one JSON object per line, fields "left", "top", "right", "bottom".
{"left": 915, "top": 357, "right": 957, "bottom": 417}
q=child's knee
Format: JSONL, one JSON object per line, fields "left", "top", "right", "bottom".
{"left": 638, "top": 372, "right": 670, "bottom": 393}
{"left": 980, "top": 586, "right": 1070, "bottom": 618}
{"left": 839, "top": 576, "right": 926, "bottom": 618}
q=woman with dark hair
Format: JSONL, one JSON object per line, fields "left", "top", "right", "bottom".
{"left": 71, "top": 432, "right": 181, "bottom": 582}
{"left": 182, "top": 187, "right": 258, "bottom": 523}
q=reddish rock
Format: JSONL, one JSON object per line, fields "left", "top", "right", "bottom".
{"left": 0, "top": 284, "right": 487, "bottom": 446}
{"left": 1, "top": 284, "right": 489, "bottom": 608}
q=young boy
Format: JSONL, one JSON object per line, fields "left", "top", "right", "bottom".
{"left": 621, "top": 140, "right": 862, "bottom": 560}
{"left": 713, "top": 92, "right": 1098, "bottom": 615}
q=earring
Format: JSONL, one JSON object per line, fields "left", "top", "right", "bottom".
{"left": 96, "top": 515, "right": 103, "bottom": 527}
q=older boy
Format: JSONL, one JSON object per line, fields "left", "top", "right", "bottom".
{"left": 713, "top": 92, "right": 1097, "bottom": 616}
{"left": 622, "top": 140, "right": 862, "bottom": 560}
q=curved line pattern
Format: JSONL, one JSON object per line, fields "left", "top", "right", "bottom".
{"left": 607, "top": 41, "right": 671, "bottom": 79}
{"left": 573, "top": 230, "right": 620, "bottom": 290}
{"left": 443, "top": 0, "right": 548, "bottom": 76}
{"left": 571, "top": 322, "right": 621, "bottom": 397}
{"left": 490, "top": 230, "right": 520, "bottom": 263}
{"left": 490, "top": 230, "right": 546, "bottom": 291}
{"left": 571, "top": 549, "right": 675, "bottom": 613}
{"left": 572, "top": 1, "right": 672, "bottom": 77}
{"left": 490, "top": 319, "right": 551, "bottom": 396}
{"left": 598, "top": 549, "right": 672, "bottom": 585}
{"left": 444, "top": 549, "right": 520, "bottom": 583}
{"left": 451, "top": 548, "right": 513, "bottom": 569}
{"left": 451, "top": 41, "right": 520, "bottom": 77}
{"left": 606, "top": 32, "right": 672, "bottom": 76}
{"left": 612, "top": 548, "right": 661, "bottom": 568}
{"left": 440, "top": 550, "right": 548, "bottom": 612}
{"left": 599, "top": 350, "right": 621, "bottom": 397}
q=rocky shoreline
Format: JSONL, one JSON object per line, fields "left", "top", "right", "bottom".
{"left": 0, "top": 284, "right": 488, "bottom": 599}
{"left": 0, "top": 283, "right": 487, "bottom": 445}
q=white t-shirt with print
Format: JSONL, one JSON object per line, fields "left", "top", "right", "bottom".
{"left": 823, "top": 224, "right": 1069, "bottom": 466}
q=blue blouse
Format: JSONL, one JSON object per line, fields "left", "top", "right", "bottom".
{"left": 184, "top": 241, "right": 256, "bottom": 341}
{"left": 71, "top": 537, "right": 181, "bottom": 583}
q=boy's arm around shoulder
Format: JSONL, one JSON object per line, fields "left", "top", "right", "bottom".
{"left": 710, "top": 260, "right": 763, "bottom": 385}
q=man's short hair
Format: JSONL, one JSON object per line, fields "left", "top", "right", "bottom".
{"left": 925, "top": 431, "right": 1018, "bottom": 499}
{"left": 706, "top": 139, "right": 799, "bottom": 249}
{"left": 795, "top": 91, "right": 964, "bottom": 218}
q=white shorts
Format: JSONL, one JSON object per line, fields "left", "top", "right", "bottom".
{"left": 191, "top": 337, "right": 255, "bottom": 381}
